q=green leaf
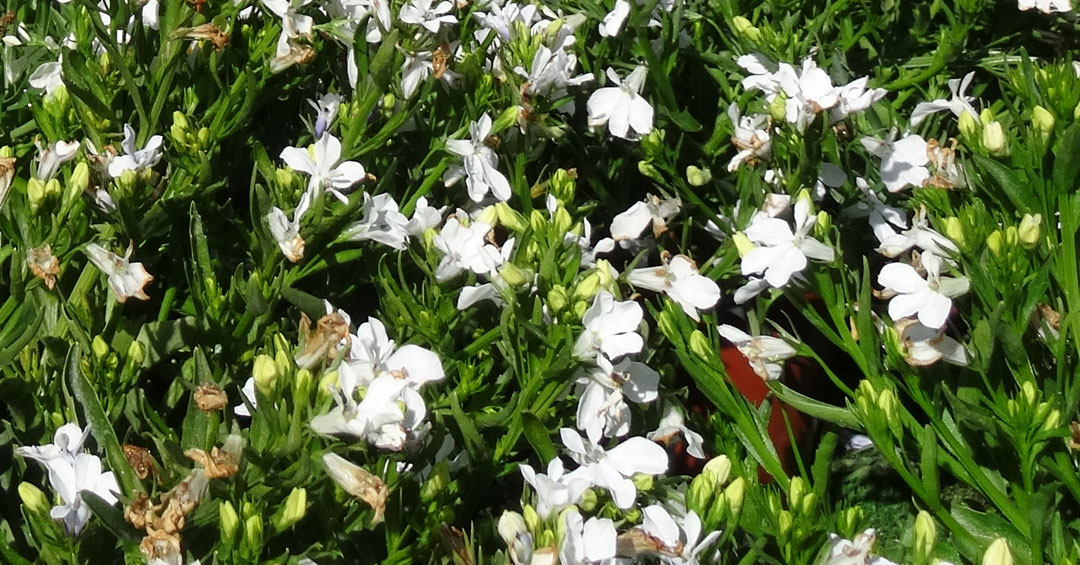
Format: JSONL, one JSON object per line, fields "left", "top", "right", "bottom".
{"left": 521, "top": 412, "right": 556, "bottom": 463}
{"left": 1053, "top": 122, "right": 1080, "bottom": 197}
{"left": 135, "top": 317, "right": 198, "bottom": 367}
{"left": 68, "top": 348, "right": 143, "bottom": 495}
{"left": 973, "top": 153, "right": 1038, "bottom": 213}
{"left": 82, "top": 491, "right": 142, "bottom": 544}
{"left": 920, "top": 424, "right": 940, "bottom": 505}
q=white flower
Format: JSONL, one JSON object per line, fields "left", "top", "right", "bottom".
{"left": 84, "top": 242, "right": 154, "bottom": 302}
{"left": 910, "top": 72, "right": 979, "bottom": 126}
{"left": 560, "top": 428, "right": 667, "bottom": 509}
{"left": 344, "top": 192, "right": 410, "bottom": 250}
{"left": 780, "top": 58, "right": 841, "bottom": 132}
{"left": 716, "top": 324, "right": 797, "bottom": 381}
{"left": 829, "top": 77, "right": 886, "bottom": 124}
{"left": 647, "top": 405, "right": 705, "bottom": 459}
{"left": 726, "top": 103, "right": 771, "bottom": 172}
{"left": 572, "top": 291, "right": 644, "bottom": 370}
{"left": 515, "top": 46, "right": 593, "bottom": 102}
{"left": 45, "top": 453, "right": 121, "bottom": 536}
{"left": 598, "top": 0, "right": 630, "bottom": 37}
{"left": 860, "top": 130, "right": 930, "bottom": 193}
{"left": 406, "top": 196, "right": 446, "bottom": 235}
{"left": 741, "top": 198, "right": 834, "bottom": 289}
{"left": 628, "top": 254, "right": 720, "bottom": 322}
{"left": 587, "top": 66, "right": 654, "bottom": 140}
{"left": 824, "top": 529, "right": 898, "bottom": 565}
{"left": 234, "top": 377, "right": 257, "bottom": 417}
{"left": 280, "top": 133, "right": 366, "bottom": 203}
{"left": 520, "top": 458, "right": 589, "bottom": 519}
{"left": 308, "top": 93, "right": 342, "bottom": 138}
{"left": 267, "top": 191, "right": 311, "bottom": 262}
{"left": 846, "top": 177, "right": 908, "bottom": 230}
{"left": 107, "top": 123, "right": 164, "bottom": 178}
{"left": 312, "top": 372, "right": 431, "bottom": 450}
{"left": 262, "top": 0, "right": 314, "bottom": 57}
{"left": 878, "top": 250, "right": 969, "bottom": 329}
{"left": 399, "top": 0, "right": 458, "bottom": 33}
{"left": 433, "top": 218, "right": 503, "bottom": 280}
{"left": 36, "top": 139, "right": 80, "bottom": 181}
{"left": 576, "top": 358, "right": 660, "bottom": 439}
{"left": 560, "top": 509, "right": 618, "bottom": 565}
{"left": 871, "top": 205, "right": 957, "bottom": 259}
{"left": 637, "top": 506, "right": 720, "bottom": 565}
{"left": 894, "top": 318, "right": 969, "bottom": 366}
{"left": 15, "top": 423, "right": 89, "bottom": 465}
{"left": 29, "top": 57, "right": 63, "bottom": 95}
{"left": 445, "top": 114, "right": 512, "bottom": 202}
{"left": 609, "top": 194, "right": 681, "bottom": 245}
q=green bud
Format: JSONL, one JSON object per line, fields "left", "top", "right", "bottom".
{"left": 0, "top": 146, "right": 12, "bottom": 158}
{"left": 127, "top": 340, "right": 146, "bottom": 368}
{"left": 724, "top": 477, "right": 746, "bottom": 518}
{"left": 197, "top": 127, "right": 210, "bottom": 147}
{"left": 689, "top": 331, "right": 715, "bottom": 363}
{"left": 1032, "top": 106, "right": 1055, "bottom": 139}
{"left": 944, "top": 217, "right": 966, "bottom": 250}
{"left": 475, "top": 205, "right": 498, "bottom": 227}
{"left": 44, "top": 84, "right": 70, "bottom": 118}
{"left": 986, "top": 230, "right": 1004, "bottom": 259}
{"left": 252, "top": 354, "right": 278, "bottom": 395}
{"left": 1018, "top": 213, "right": 1041, "bottom": 249}
{"left": 980, "top": 108, "right": 995, "bottom": 125}
{"left": 703, "top": 456, "right": 733, "bottom": 486}
{"left": 293, "top": 368, "right": 313, "bottom": 401}
{"left": 814, "top": 210, "right": 832, "bottom": 239}
{"left": 553, "top": 207, "right": 573, "bottom": 236}
{"left": 1021, "top": 381, "right": 1038, "bottom": 406}
{"left": 499, "top": 263, "right": 529, "bottom": 287}
{"left": 572, "top": 272, "right": 601, "bottom": 302}
{"left": 495, "top": 202, "right": 529, "bottom": 233}
{"left": 778, "top": 509, "right": 793, "bottom": 539}
{"left": 732, "top": 16, "right": 762, "bottom": 41}
{"left": 68, "top": 161, "right": 90, "bottom": 201}
{"left": 550, "top": 168, "right": 577, "bottom": 202}
{"left": 1043, "top": 408, "right": 1062, "bottom": 432}
{"left": 788, "top": 476, "right": 806, "bottom": 510}
{"left": 982, "top": 121, "right": 1008, "bottom": 156}
{"left": 838, "top": 506, "right": 863, "bottom": 538}
{"left": 1006, "top": 398, "right": 1020, "bottom": 419}
{"left": 275, "top": 167, "right": 298, "bottom": 188}
{"left": 958, "top": 111, "right": 979, "bottom": 139}
{"left": 547, "top": 285, "right": 569, "bottom": 313}
{"left": 529, "top": 209, "right": 547, "bottom": 233}
{"left": 92, "top": 335, "right": 110, "bottom": 361}
{"left": 580, "top": 489, "right": 598, "bottom": 512}
{"left": 914, "top": 510, "right": 937, "bottom": 561}
{"left": 640, "top": 129, "right": 665, "bottom": 157}
{"left": 707, "top": 485, "right": 728, "bottom": 524}
{"left": 522, "top": 505, "right": 540, "bottom": 533}
{"left": 686, "top": 165, "right": 712, "bottom": 187}
{"left": 272, "top": 488, "right": 307, "bottom": 532}
{"left": 19, "top": 482, "right": 50, "bottom": 516}
{"left": 732, "top": 232, "right": 755, "bottom": 257}
{"left": 637, "top": 160, "right": 662, "bottom": 182}
{"left": 631, "top": 473, "right": 654, "bottom": 492}
{"left": 687, "top": 473, "right": 717, "bottom": 515}
{"left": 219, "top": 501, "right": 240, "bottom": 543}
{"left": 27, "top": 178, "right": 48, "bottom": 213}
{"left": 982, "top": 538, "right": 1013, "bottom": 565}
{"left": 800, "top": 492, "right": 816, "bottom": 516}
{"left": 243, "top": 514, "right": 264, "bottom": 553}
{"left": 493, "top": 105, "right": 521, "bottom": 134}
{"left": 595, "top": 260, "right": 616, "bottom": 291}
{"left": 769, "top": 93, "right": 787, "bottom": 122}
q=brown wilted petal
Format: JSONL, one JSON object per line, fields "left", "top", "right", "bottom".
{"left": 194, "top": 382, "right": 228, "bottom": 412}
{"left": 123, "top": 444, "right": 156, "bottom": 481}
{"left": 322, "top": 452, "right": 388, "bottom": 525}
{"left": 295, "top": 312, "right": 350, "bottom": 369}
{"left": 124, "top": 491, "right": 157, "bottom": 530}
{"left": 27, "top": 244, "right": 60, "bottom": 290}
{"left": 139, "top": 527, "right": 182, "bottom": 565}
{"left": 184, "top": 447, "right": 238, "bottom": 479}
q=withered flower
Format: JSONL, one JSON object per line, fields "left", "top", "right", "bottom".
{"left": 194, "top": 382, "right": 228, "bottom": 412}
{"left": 27, "top": 244, "right": 60, "bottom": 290}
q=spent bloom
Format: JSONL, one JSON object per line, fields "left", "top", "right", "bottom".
{"left": 267, "top": 192, "right": 311, "bottom": 262}
{"left": 627, "top": 254, "right": 720, "bottom": 322}
{"left": 445, "top": 113, "right": 512, "bottom": 202}
{"left": 84, "top": 242, "right": 154, "bottom": 302}
{"left": 280, "top": 133, "right": 367, "bottom": 203}
{"left": 726, "top": 103, "right": 772, "bottom": 172}
{"left": 878, "top": 250, "right": 969, "bottom": 329}
{"left": 587, "top": 66, "right": 654, "bottom": 140}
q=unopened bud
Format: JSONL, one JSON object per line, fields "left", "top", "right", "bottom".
{"left": 573, "top": 272, "right": 601, "bottom": 302}
{"left": 769, "top": 93, "right": 787, "bottom": 122}
{"left": 1018, "top": 213, "right": 1041, "bottom": 249}
{"left": 944, "top": 217, "right": 965, "bottom": 250}
{"left": 686, "top": 165, "right": 712, "bottom": 187}
{"left": 986, "top": 230, "right": 1004, "bottom": 259}
{"left": 637, "top": 160, "right": 662, "bottom": 182}
{"left": 523, "top": 505, "right": 541, "bottom": 533}
{"left": 27, "top": 178, "right": 48, "bottom": 213}
{"left": 475, "top": 205, "right": 498, "bottom": 227}
{"left": 493, "top": 105, "right": 520, "bottom": 134}
{"left": 788, "top": 476, "right": 806, "bottom": 509}
{"left": 272, "top": 487, "right": 307, "bottom": 532}
{"left": 958, "top": 111, "right": 979, "bottom": 139}
{"left": 732, "top": 232, "right": 755, "bottom": 257}
{"left": 243, "top": 515, "right": 264, "bottom": 552}
{"left": 127, "top": 340, "right": 146, "bottom": 367}
{"left": 547, "top": 285, "right": 569, "bottom": 313}
{"left": 913, "top": 510, "right": 937, "bottom": 561}
{"left": 702, "top": 455, "right": 733, "bottom": 486}
{"left": 252, "top": 354, "right": 278, "bottom": 394}
{"left": 496, "top": 202, "right": 528, "bottom": 232}
{"left": 18, "top": 482, "right": 50, "bottom": 515}
{"left": 982, "top": 121, "right": 1007, "bottom": 156}
{"left": 732, "top": 16, "right": 762, "bottom": 41}
{"left": 778, "top": 510, "right": 793, "bottom": 539}
{"left": 1021, "top": 381, "right": 1038, "bottom": 406}
{"left": 687, "top": 473, "right": 716, "bottom": 515}
{"left": 724, "top": 477, "right": 746, "bottom": 518}
{"left": 92, "top": 335, "right": 110, "bottom": 361}
{"left": 631, "top": 473, "right": 654, "bottom": 492}
{"left": 219, "top": 501, "right": 240, "bottom": 543}
{"left": 1043, "top": 408, "right": 1062, "bottom": 432}
{"left": 275, "top": 167, "right": 297, "bottom": 188}
{"left": 1032, "top": 106, "right": 1055, "bottom": 139}
{"left": 552, "top": 207, "right": 573, "bottom": 236}
{"left": 982, "top": 538, "right": 1013, "bottom": 565}
{"left": 689, "top": 331, "right": 714, "bottom": 363}
{"left": 498, "top": 263, "right": 529, "bottom": 287}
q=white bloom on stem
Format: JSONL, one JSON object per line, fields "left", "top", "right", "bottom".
{"left": 560, "top": 427, "right": 667, "bottom": 509}
{"left": 262, "top": 0, "right": 314, "bottom": 53}
{"left": 598, "top": 0, "right": 630, "bottom": 37}
{"left": 726, "top": 103, "right": 772, "bottom": 172}
{"left": 741, "top": 198, "right": 834, "bottom": 288}
{"left": 609, "top": 194, "right": 681, "bottom": 245}
{"left": 85, "top": 242, "right": 154, "bottom": 302}
{"left": 780, "top": 58, "right": 840, "bottom": 132}
{"left": 280, "top": 133, "right": 366, "bottom": 203}
{"left": 860, "top": 130, "right": 930, "bottom": 193}
{"left": 515, "top": 46, "right": 593, "bottom": 101}
{"left": 15, "top": 424, "right": 89, "bottom": 465}
{"left": 29, "top": 57, "right": 63, "bottom": 95}
{"left": 406, "top": 196, "right": 446, "bottom": 235}
{"left": 267, "top": 191, "right": 311, "bottom": 262}
{"left": 572, "top": 290, "right": 644, "bottom": 370}
{"left": 560, "top": 509, "right": 618, "bottom": 565}
{"left": 520, "top": 458, "right": 589, "bottom": 519}
{"left": 108, "top": 124, "right": 164, "bottom": 178}
{"left": 45, "top": 453, "right": 121, "bottom": 536}
{"left": 399, "top": 0, "right": 458, "bottom": 33}
{"left": 871, "top": 205, "right": 957, "bottom": 259}
{"left": 628, "top": 254, "right": 720, "bottom": 322}
{"left": 445, "top": 113, "right": 512, "bottom": 202}
{"left": 234, "top": 377, "right": 257, "bottom": 417}
{"left": 846, "top": 177, "right": 908, "bottom": 230}
{"left": 829, "top": 76, "right": 886, "bottom": 124}
{"left": 433, "top": 218, "right": 503, "bottom": 280}
{"left": 308, "top": 93, "right": 341, "bottom": 138}
{"left": 1023, "top": 0, "right": 1075, "bottom": 13}
{"left": 910, "top": 72, "right": 979, "bottom": 126}
{"left": 36, "top": 139, "right": 80, "bottom": 181}
{"left": 575, "top": 358, "right": 660, "bottom": 439}
{"left": 637, "top": 505, "right": 721, "bottom": 565}
{"left": 717, "top": 324, "right": 797, "bottom": 381}
{"left": 587, "top": 66, "right": 654, "bottom": 140}
{"left": 737, "top": 53, "right": 787, "bottom": 98}
{"left": 878, "top": 250, "right": 969, "bottom": 329}
{"left": 647, "top": 404, "right": 706, "bottom": 459}
{"left": 824, "top": 529, "right": 898, "bottom": 565}
{"left": 344, "top": 192, "right": 410, "bottom": 250}
{"left": 894, "top": 318, "right": 969, "bottom": 367}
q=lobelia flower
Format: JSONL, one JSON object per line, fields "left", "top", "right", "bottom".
{"left": 45, "top": 453, "right": 122, "bottom": 536}
{"left": 823, "top": 529, "right": 898, "bottom": 565}
{"left": 233, "top": 377, "right": 257, "bottom": 417}
{"left": 587, "top": 66, "right": 654, "bottom": 140}
{"left": 598, "top": 0, "right": 630, "bottom": 37}
{"left": 572, "top": 290, "right": 644, "bottom": 371}
{"left": 717, "top": 324, "right": 797, "bottom": 380}
{"left": 399, "top": 0, "right": 458, "bottom": 34}
{"left": 29, "top": 56, "right": 63, "bottom": 95}
{"left": 739, "top": 198, "right": 834, "bottom": 294}
{"left": 84, "top": 242, "right": 154, "bottom": 302}
{"left": 433, "top": 218, "right": 504, "bottom": 280}
{"left": 344, "top": 192, "right": 410, "bottom": 250}
{"left": 308, "top": 93, "right": 342, "bottom": 138}
{"left": 894, "top": 318, "right": 970, "bottom": 367}
{"left": 726, "top": 103, "right": 772, "bottom": 172}
{"left": 444, "top": 113, "right": 512, "bottom": 202}
{"left": 871, "top": 204, "right": 958, "bottom": 259}
{"left": 519, "top": 458, "right": 590, "bottom": 519}
{"left": 515, "top": 46, "right": 593, "bottom": 104}
{"left": 846, "top": 177, "right": 909, "bottom": 231}
{"left": 280, "top": 133, "right": 366, "bottom": 203}
{"left": 267, "top": 191, "right": 311, "bottom": 262}
{"left": 108, "top": 123, "right": 164, "bottom": 178}
{"left": 575, "top": 358, "right": 660, "bottom": 439}
{"left": 627, "top": 254, "right": 720, "bottom": 322}
{"left": 647, "top": 404, "right": 706, "bottom": 459}
{"left": 15, "top": 423, "right": 88, "bottom": 465}
{"left": 829, "top": 76, "right": 886, "bottom": 124}
{"left": 910, "top": 72, "right": 979, "bottom": 126}
{"left": 406, "top": 196, "right": 446, "bottom": 236}
{"left": 635, "top": 505, "right": 720, "bottom": 565}
{"left": 609, "top": 194, "right": 681, "bottom": 246}
{"left": 36, "top": 139, "right": 80, "bottom": 181}
{"left": 1018, "top": 0, "right": 1072, "bottom": 12}
{"left": 779, "top": 58, "right": 841, "bottom": 132}
{"left": 878, "top": 250, "right": 969, "bottom": 329}
{"left": 261, "top": 0, "right": 314, "bottom": 57}
{"left": 560, "top": 427, "right": 667, "bottom": 509}
{"left": 559, "top": 509, "right": 618, "bottom": 565}
{"left": 860, "top": 130, "right": 930, "bottom": 193}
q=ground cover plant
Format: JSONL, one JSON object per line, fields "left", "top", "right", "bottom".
{"left": 2, "top": 0, "right": 1080, "bottom": 563}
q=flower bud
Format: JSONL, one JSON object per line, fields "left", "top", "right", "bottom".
{"left": 252, "top": 354, "right": 278, "bottom": 394}
{"left": 243, "top": 515, "right": 264, "bottom": 554}
{"left": 689, "top": 331, "right": 715, "bottom": 363}
{"left": 686, "top": 165, "right": 712, "bottom": 187}
{"left": 769, "top": 93, "right": 787, "bottom": 122}
{"left": 127, "top": 340, "right": 146, "bottom": 368}
{"left": 788, "top": 476, "right": 806, "bottom": 510}
{"left": 595, "top": 260, "right": 616, "bottom": 291}
{"left": 687, "top": 473, "right": 716, "bottom": 515}
{"left": 496, "top": 202, "right": 528, "bottom": 233}
{"left": 27, "top": 178, "right": 48, "bottom": 213}
{"left": 724, "top": 477, "right": 746, "bottom": 518}
{"left": 529, "top": 209, "right": 547, "bottom": 233}
{"left": 1042, "top": 408, "right": 1062, "bottom": 432}
{"left": 493, "top": 105, "right": 521, "bottom": 134}
{"left": 944, "top": 217, "right": 966, "bottom": 250}
{"left": 92, "top": 335, "right": 110, "bottom": 361}
{"left": 547, "top": 285, "right": 569, "bottom": 313}
{"left": 18, "top": 482, "right": 50, "bottom": 516}
{"left": 702, "top": 455, "right": 733, "bottom": 486}
{"left": 573, "top": 273, "right": 601, "bottom": 302}
{"left": 293, "top": 368, "right": 313, "bottom": 400}
{"left": 986, "top": 230, "right": 1004, "bottom": 259}
{"left": 637, "top": 160, "right": 662, "bottom": 182}
{"left": 44, "top": 84, "right": 70, "bottom": 119}
{"left": 219, "top": 501, "right": 240, "bottom": 543}
{"left": 499, "top": 263, "right": 529, "bottom": 287}
{"left": 732, "top": 16, "right": 762, "bottom": 41}
{"left": 913, "top": 510, "right": 937, "bottom": 561}
{"left": 1018, "top": 213, "right": 1041, "bottom": 249}
{"left": 980, "top": 108, "right": 995, "bottom": 125}
{"left": 523, "top": 505, "right": 541, "bottom": 533}
{"left": 1034, "top": 401, "right": 1050, "bottom": 423}
{"left": 732, "top": 232, "right": 755, "bottom": 257}
{"left": 275, "top": 167, "right": 298, "bottom": 189}
{"left": 498, "top": 511, "right": 533, "bottom": 565}
{"left": 197, "top": 127, "right": 210, "bottom": 147}
{"left": 631, "top": 473, "right": 654, "bottom": 492}
{"left": 1021, "top": 380, "right": 1038, "bottom": 406}
{"left": 982, "top": 121, "right": 1007, "bottom": 156}
{"left": 0, "top": 146, "right": 12, "bottom": 158}
{"left": 272, "top": 487, "right": 307, "bottom": 532}
{"left": 552, "top": 207, "right": 573, "bottom": 236}
{"left": 958, "top": 111, "right": 979, "bottom": 139}
{"left": 800, "top": 492, "right": 816, "bottom": 515}
{"left": 778, "top": 510, "right": 793, "bottom": 539}
{"left": 580, "top": 488, "right": 598, "bottom": 512}
{"left": 1032, "top": 106, "right": 1055, "bottom": 139}
{"left": 550, "top": 168, "right": 577, "bottom": 202}
{"left": 815, "top": 210, "right": 832, "bottom": 238}
{"left": 982, "top": 538, "right": 1013, "bottom": 565}
{"left": 475, "top": 205, "right": 498, "bottom": 227}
